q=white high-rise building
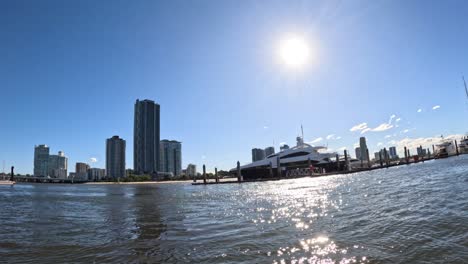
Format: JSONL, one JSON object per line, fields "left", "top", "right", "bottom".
{"left": 186, "top": 164, "right": 196, "bottom": 178}
{"left": 159, "top": 140, "right": 182, "bottom": 177}
{"left": 48, "top": 151, "right": 68, "bottom": 178}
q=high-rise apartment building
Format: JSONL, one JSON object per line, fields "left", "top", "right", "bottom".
{"left": 359, "top": 137, "right": 369, "bottom": 161}
{"left": 186, "top": 164, "right": 196, "bottom": 178}
{"left": 134, "top": 99, "right": 160, "bottom": 174}
{"left": 264, "top": 146, "right": 275, "bottom": 157}
{"left": 106, "top": 136, "right": 126, "bottom": 179}
{"left": 252, "top": 148, "right": 265, "bottom": 162}
{"left": 389, "top": 146, "right": 398, "bottom": 159}
{"left": 159, "top": 140, "right": 182, "bottom": 177}
{"left": 355, "top": 147, "right": 361, "bottom": 160}
{"left": 48, "top": 151, "right": 68, "bottom": 178}
{"left": 34, "top": 145, "right": 50, "bottom": 177}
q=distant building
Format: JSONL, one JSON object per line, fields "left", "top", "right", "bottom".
{"left": 355, "top": 147, "right": 361, "bottom": 160}
{"left": 280, "top": 144, "right": 290, "bottom": 151}
{"left": 134, "top": 99, "right": 160, "bottom": 174}
{"left": 389, "top": 147, "right": 398, "bottom": 159}
{"left": 34, "top": 145, "right": 50, "bottom": 177}
{"left": 359, "top": 137, "right": 369, "bottom": 161}
{"left": 88, "top": 168, "right": 106, "bottom": 181}
{"left": 75, "top": 162, "right": 89, "bottom": 174}
{"left": 264, "top": 146, "right": 275, "bottom": 157}
{"left": 48, "top": 151, "right": 68, "bottom": 178}
{"left": 251, "top": 148, "right": 265, "bottom": 162}
{"left": 417, "top": 146, "right": 427, "bottom": 157}
{"left": 374, "top": 151, "right": 381, "bottom": 161}
{"left": 106, "top": 136, "right": 126, "bottom": 179}
{"left": 186, "top": 164, "right": 197, "bottom": 178}
{"left": 159, "top": 140, "right": 182, "bottom": 177}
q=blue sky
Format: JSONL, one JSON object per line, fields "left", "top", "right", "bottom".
{"left": 1, "top": 0, "right": 467, "bottom": 174}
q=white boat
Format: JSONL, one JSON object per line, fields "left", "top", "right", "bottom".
{"left": 231, "top": 136, "right": 338, "bottom": 179}
{"left": 458, "top": 136, "right": 468, "bottom": 154}
{"left": 0, "top": 180, "right": 15, "bottom": 185}
{"left": 435, "top": 141, "right": 455, "bottom": 158}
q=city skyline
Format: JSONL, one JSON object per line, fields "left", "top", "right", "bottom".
{"left": 1, "top": 1, "right": 468, "bottom": 174}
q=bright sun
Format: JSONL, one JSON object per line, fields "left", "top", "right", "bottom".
{"left": 278, "top": 36, "right": 310, "bottom": 68}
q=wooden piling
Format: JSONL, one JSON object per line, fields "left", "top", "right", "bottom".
{"left": 10, "top": 166, "right": 14, "bottom": 181}
{"left": 344, "top": 150, "right": 349, "bottom": 171}
{"left": 236, "top": 161, "right": 241, "bottom": 182}
{"left": 215, "top": 167, "right": 219, "bottom": 183}
{"left": 455, "top": 140, "right": 459, "bottom": 156}
{"left": 203, "top": 164, "right": 207, "bottom": 184}
{"left": 404, "top": 146, "right": 408, "bottom": 164}
{"left": 366, "top": 149, "right": 371, "bottom": 168}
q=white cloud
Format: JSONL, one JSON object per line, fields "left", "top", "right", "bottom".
{"left": 326, "top": 134, "right": 335, "bottom": 140}
{"left": 377, "top": 142, "right": 383, "bottom": 146}
{"left": 388, "top": 114, "right": 396, "bottom": 124}
{"left": 89, "top": 157, "right": 97, "bottom": 163}
{"left": 372, "top": 123, "right": 394, "bottom": 132}
{"left": 417, "top": 109, "right": 422, "bottom": 113}
{"left": 361, "top": 128, "right": 372, "bottom": 134}
{"left": 384, "top": 135, "right": 392, "bottom": 139}
{"left": 335, "top": 136, "right": 342, "bottom": 140}
{"left": 432, "top": 105, "right": 440, "bottom": 110}
{"left": 263, "top": 126, "right": 269, "bottom": 129}
{"left": 402, "top": 129, "right": 409, "bottom": 133}
{"left": 309, "top": 137, "right": 323, "bottom": 144}
{"left": 396, "top": 118, "right": 401, "bottom": 122}
{"left": 394, "top": 134, "right": 463, "bottom": 153}
{"left": 350, "top": 122, "right": 368, "bottom": 132}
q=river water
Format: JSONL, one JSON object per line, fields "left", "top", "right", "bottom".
{"left": 1, "top": 156, "right": 467, "bottom": 263}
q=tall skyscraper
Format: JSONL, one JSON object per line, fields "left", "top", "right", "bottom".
{"left": 251, "top": 148, "right": 265, "bottom": 162}
{"left": 134, "top": 99, "right": 160, "bottom": 174}
{"left": 264, "top": 146, "right": 275, "bottom": 157}
{"left": 48, "top": 151, "right": 68, "bottom": 178}
{"left": 159, "top": 140, "right": 182, "bottom": 176}
{"left": 355, "top": 147, "right": 361, "bottom": 160}
{"left": 389, "top": 146, "right": 398, "bottom": 159}
{"left": 34, "top": 145, "right": 50, "bottom": 177}
{"left": 106, "top": 136, "right": 126, "bottom": 179}
{"left": 359, "top": 137, "right": 369, "bottom": 161}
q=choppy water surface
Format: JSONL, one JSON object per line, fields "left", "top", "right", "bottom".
{"left": 1, "top": 156, "right": 467, "bottom": 263}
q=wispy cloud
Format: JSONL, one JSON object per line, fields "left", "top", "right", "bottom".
{"left": 432, "top": 105, "right": 440, "bottom": 110}
{"left": 417, "top": 109, "right": 422, "bottom": 113}
{"left": 395, "top": 118, "right": 401, "bottom": 122}
{"left": 377, "top": 142, "right": 383, "bottom": 146}
{"left": 372, "top": 123, "right": 394, "bottom": 132}
{"left": 309, "top": 137, "right": 323, "bottom": 144}
{"left": 402, "top": 129, "right": 409, "bottom": 134}
{"left": 336, "top": 136, "right": 342, "bottom": 140}
{"left": 326, "top": 134, "right": 335, "bottom": 140}
{"left": 350, "top": 122, "right": 368, "bottom": 132}
{"left": 388, "top": 114, "right": 396, "bottom": 124}
{"left": 384, "top": 135, "right": 392, "bottom": 139}
{"left": 263, "top": 126, "right": 269, "bottom": 129}
{"left": 90, "top": 157, "right": 97, "bottom": 163}
{"left": 361, "top": 128, "right": 372, "bottom": 134}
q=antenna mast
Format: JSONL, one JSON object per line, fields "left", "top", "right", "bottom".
{"left": 464, "top": 76, "right": 468, "bottom": 100}
{"left": 301, "top": 124, "right": 304, "bottom": 140}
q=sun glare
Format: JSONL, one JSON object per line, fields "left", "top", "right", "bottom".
{"left": 278, "top": 36, "right": 310, "bottom": 68}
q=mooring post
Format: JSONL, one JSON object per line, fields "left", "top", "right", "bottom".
{"left": 10, "top": 166, "right": 14, "bottom": 181}
{"left": 432, "top": 144, "right": 435, "bottom": 155}
{"left": 276, "top": 155, "right": 281, "bottom": 178}
{"left": 203, "top": 164, "right": 207, "bottom": 184}
{"left": 455, "top": 140, "right": 459, "bottom": 156}
{"left": 236, "top": 161, "right": 241, "bottom": 182}
{"left": 215, "top": 167, "right": 219, "bottom": 183}
{"left": 404, "top": 146, "right": 408, "bottom": 164}
{"left": 384, "top": 148, "right": 389, "bottom": 167}
{"left": 344, "top": 150, "right": 349, "bottom": 171}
